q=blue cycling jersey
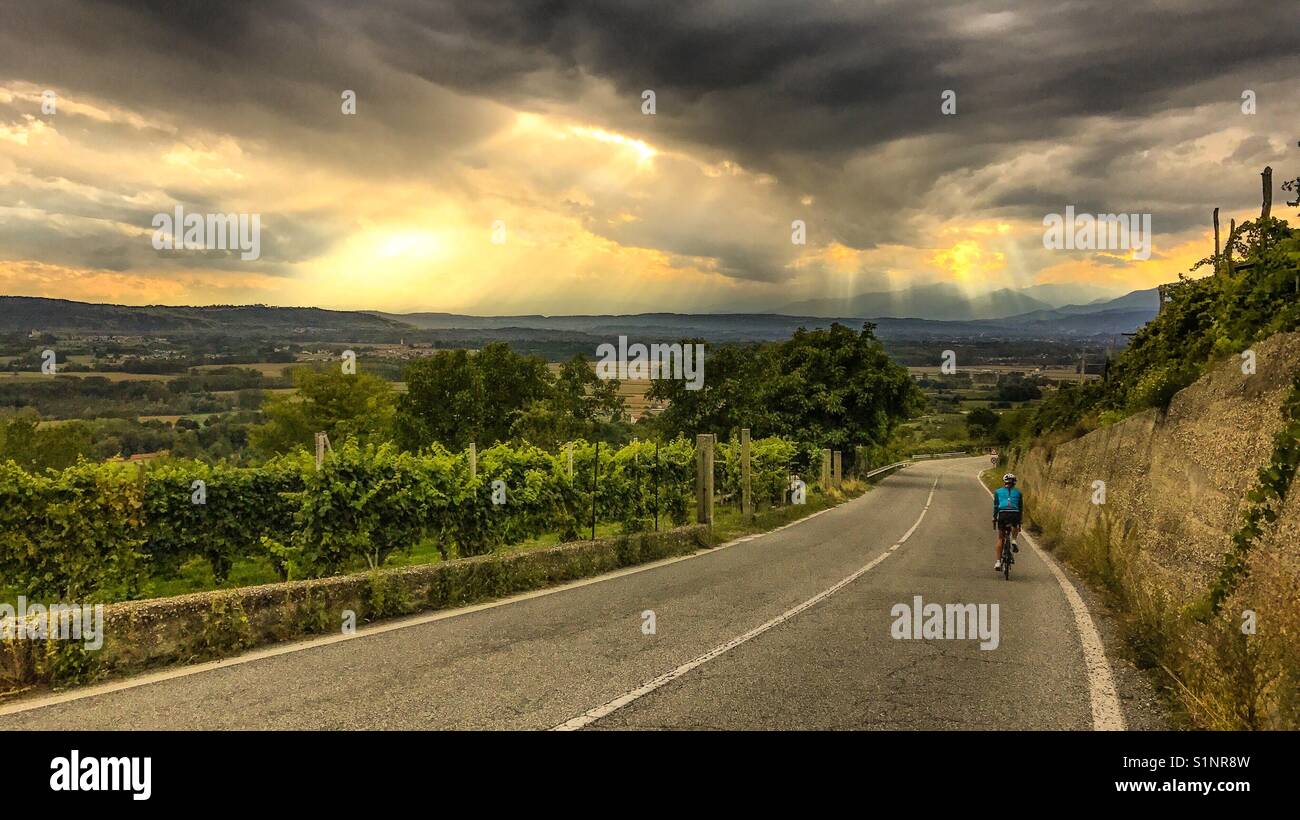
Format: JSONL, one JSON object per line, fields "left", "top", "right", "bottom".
{"left": 993, "top": 486, "right": 1023, "bottom": 516}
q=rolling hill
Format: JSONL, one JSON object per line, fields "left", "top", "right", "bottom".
{"left": 777, "top": 283, "right": 1057, "bottom": 320}
{"left": 0, "top": 296, "right": 407, "bottom": 334}
{"left": 0, "top": 288, "right": 1159, "bottom": 346}
{"left": 995, "top": 288, "right": 1159, "bottom": 323}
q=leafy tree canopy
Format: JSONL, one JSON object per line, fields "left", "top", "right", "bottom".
{"left": 250, "top": 367, "right": 395, "bottom": 456}
{"left": 395, "top": 342, "right": 552, "bottom": 450}
{"left": 647, "top": 323, "right": 923, "bottom": 450}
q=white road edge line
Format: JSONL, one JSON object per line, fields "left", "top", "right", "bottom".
{"left": 0, "top": 470, "right": 901, "bottom": 717}
{"left": 551, "top": 474, "right": 941, "bottom": 730}
{"left": 977, "top": 471, "right": 1126, "bottom": 731}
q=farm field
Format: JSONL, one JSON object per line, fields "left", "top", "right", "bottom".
{"left": 136, "top": 412, "right": 226, "bottom": 424}
{"left": 193, "top": 362, "right": 296, "bottom": 377}
{"left": 906, "top": 364, "right": 1097, "bottom": 381}
{"left": 0, "top": 370, "right": 175, "bottom": 382}
{"left": 546, "top": 361, "right": 663, "bottom": 420}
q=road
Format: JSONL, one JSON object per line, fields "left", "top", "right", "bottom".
{"left": 0, "top": 456, "right": 1158, "bottom": 730}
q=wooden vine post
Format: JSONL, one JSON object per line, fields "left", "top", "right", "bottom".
{"left": 740, "top": 428, "right": 753, "bottom": 520}
{"left": 1213, "top": 207, "right": 1221, "bottom": 273}
{"left": 696, "top": 434, "right": 714, "bottom": 525}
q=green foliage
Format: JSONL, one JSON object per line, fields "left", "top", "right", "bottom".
{"left": 1016, "top": 380, "right": 1107, "bottom": 440}
{"left": 0, "top": 376, "right": 229, "bottom": 420}
{"left": 1203, "top": 374, "right": 1300, "bottom": 617}
{"left": 0, "top": 412, "right": 263, "bottom": 467}
{"left": 508, "top": 355, "right": 627, "bottom": 449}
{"left": 470, "top": 442, "right": 584, "bottom": 550}
{"left": 0, "top": 415, "right": 95, "bottom": 471}
{"left": 965, "top": 407, "right": 999, "bottom": 440}
{"left": 167, "top": 366, "right": 278, "bottom": 393}
{"left": 396, "top": 343, "right": 551, "bottom": 450}
{"left": 364, "top": 571, "right": 415, "bottom": 619}
{"left": 647, "top": 323, "right": 922, "bottom": 450}
{"left": 716, "top": 436, "right": 799, "bottom": 507}
{"left": 0, "top": 435, "right": 736, "bottom": 602}
{"left": 994, "top": 374, "right": 1042, "bottom": 402}
{"left": 184, "top": 595, "right": 254, "bottom": 659}
{"left": 250, "top": 367, "right": 396, "bottom": 456}
{"left": 288, "top": 441, "right": 459, "bottom": 573}
{"left": 1021, "top": 214, "right": 1299, "bottom": 441}
{"left": 0, "top": 459, "right": 145, "bottom": 601}
{"left": 993, "top": 405, "right": 1034, "bottom": 446}
{"left": 584, "top": 438, "right": 697, "bottom": 531}
{"left": 287, "top": 591, "right": 333, "bottom": 635}
{"left": 554, "top": 355, "right": 624, "bottom": 421}
{"left": 37, "top": 637, "right": 100, "bottom": 687}
{"left": 142, "top": 453, "right": 307, "bottom": 583}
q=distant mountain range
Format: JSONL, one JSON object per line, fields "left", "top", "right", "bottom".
{"left": 775, "top": 282, "right": 1123, "bottom": 320}
{"left": 1033, "top": 287, "right": 1160, "bottom": 316}
{"left": 376, "top": 286, "right": 1158, "bottom": 339}
{"left": 0, "top": 286, "right": 1159, "bottom": 344}
{"left": 0, "top": 296, "right": 405, "bottom": 334}
{"left": 368, "top": 310, "right": 860, "bottom": 341}
{"left": 1019, "top": 283, "right": 1121, "bottom": 306}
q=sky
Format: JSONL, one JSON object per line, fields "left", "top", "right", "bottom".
{"left": 0, "top": 0, "right": 1297, "bottom": 315}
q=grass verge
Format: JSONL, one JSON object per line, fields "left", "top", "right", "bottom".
{"left": 982, "top": 466, "right": 1299, "bottom": 729}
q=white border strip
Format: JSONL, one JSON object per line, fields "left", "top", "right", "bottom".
{"left": 552, "top": 475, "right": 941, "bottom": 730}
{"left": 977, "top": 472, "right": 1126, "bottom": 730}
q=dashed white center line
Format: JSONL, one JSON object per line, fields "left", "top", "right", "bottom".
{"left": 551, "top": 474, "right": 941, "bottom": 730}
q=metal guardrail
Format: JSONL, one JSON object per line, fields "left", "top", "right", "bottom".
{"left": 860, "top": 451, "right": 972, "bottom": 481}
{"left": 864, "top": 460, "right": 911, "bottom": 479}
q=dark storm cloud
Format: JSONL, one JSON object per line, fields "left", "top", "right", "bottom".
{"left": 9, "top": 0, "right": 1294, "bottom": 163}
{"left": 0, "top": 0, "right": 506, "bottom": 178}
{"left": 1, "top": 0, "right": 1297, "bottom": 287}
{"left": 351, "top": 0, "right": 1297, "bottom": 260}
{"left": 369, "top": 1, "right": 1297, "bottom": 151}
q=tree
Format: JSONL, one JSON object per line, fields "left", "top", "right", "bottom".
{"left": 966, "top": 407, "right": 999, "bottom": 440}
{"left": 396, "top": 343, "right": 551, "bottom": 450}
{"left": 394, "top": 349, "right": 481, "bottom": 450}
{"left": 995, "top": 375, "right": 1042, "bottom": 402}
{"left": 476, "top": 343, "right": 553, "bottom": 434}
{"left": 237, "top": 388, "right": 266, "bottom": 410}
{"left": 647, "top": 343, "right": 765, "bottom": 439}
{"left": 509, "top": 355, "right": 629, "bottom": 448}
{"left": 0, "top": 413, "right": 94, "bottom": 471}
{"left": 250, "top": 367, "right": 395, "bottom": 456}
{"left": 648, "top": 323, "right": 922, "bottom": 451}
{"left": 551, "top": 355, "right": 624, "bottom": 423}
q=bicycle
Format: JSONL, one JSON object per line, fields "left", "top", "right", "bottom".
{"left": 997, "top": 516, "right": 1017, "bottom": 580}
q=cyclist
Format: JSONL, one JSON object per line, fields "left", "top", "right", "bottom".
{"left": 993, "top": 473, "right": 1023, "bottom": 572}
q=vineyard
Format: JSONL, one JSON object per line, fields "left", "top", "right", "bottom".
{"left": 0, "top": 434, "right": 828, "bottom": 604}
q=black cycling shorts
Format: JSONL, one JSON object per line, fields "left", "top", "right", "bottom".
{"left": 995, "top": 510, "right": 1022, "bottom": 530}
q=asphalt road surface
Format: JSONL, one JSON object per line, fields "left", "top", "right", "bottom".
{"left": 0, "top": 456, "right": 1158, "bottom": 730}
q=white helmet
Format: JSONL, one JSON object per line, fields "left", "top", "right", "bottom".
{"left": 1003, "top": 473, "right": 1017, "bottom": 484}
